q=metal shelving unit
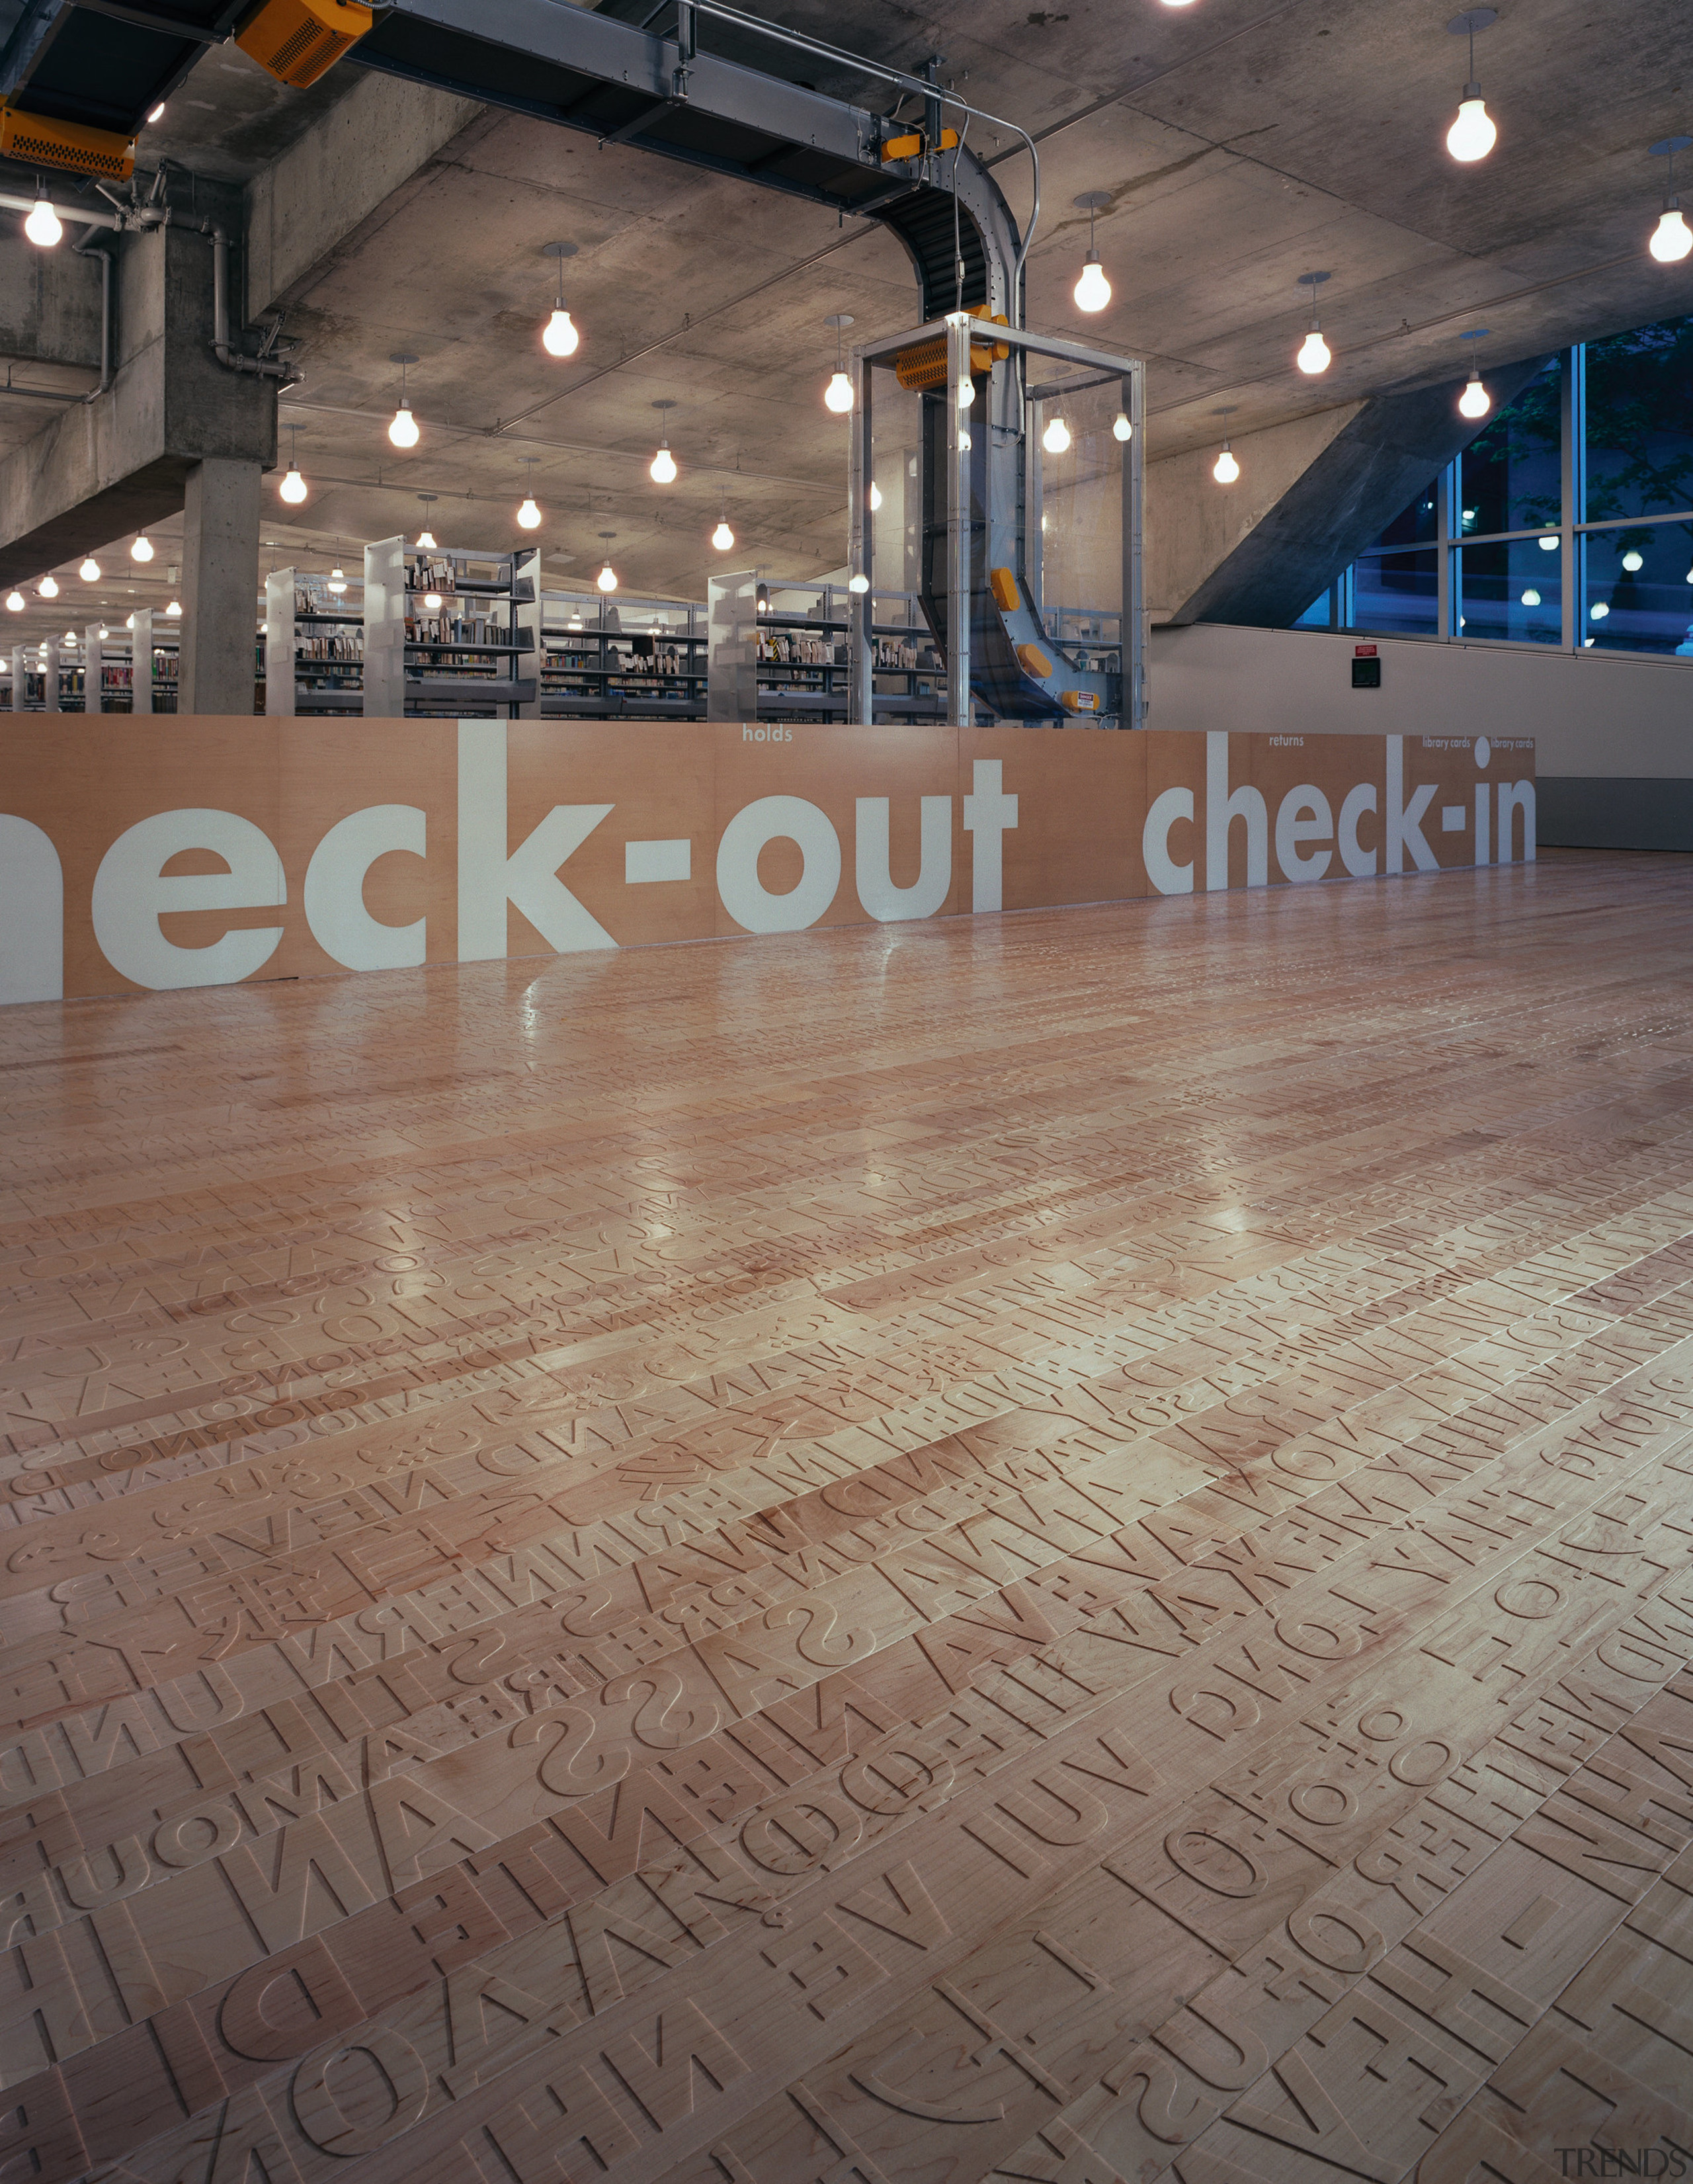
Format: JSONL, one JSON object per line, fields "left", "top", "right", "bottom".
{"left": 540, "top": 591, "right": 706, "bottom": 717}
{"left": 265, "top": 568, "right": 364, "bottom": 714}
{"left": 361, "top": 542, "right": 540, "bottom": 717}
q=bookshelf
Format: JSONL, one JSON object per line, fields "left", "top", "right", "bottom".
{"left": 360, "top": 542, "right": 539, "bottom": 717}
{"left": 540, "top": 592, "right": 707, "bottom": 717}
{"left": 265, "top": 568, "right": 364, "bottom": 714}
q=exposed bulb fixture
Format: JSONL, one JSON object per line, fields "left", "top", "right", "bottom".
{"left": 1112, "top": 411, "right": 1132, "bottom": 442}
{"left": 541, "top": 241, "right": 581, "bottom": 355}
{"left": 848, "top": 573, "right": 870, "bottom": 594}
{"left": 1520, "top": 589, "right": 1540, "bottom": 606}
{"left": 327, "top": 563, "right": 347, "bottom": 593}
{"left": 1447, "top": 95, "right": 1496, "bottom": 162}
{"left": 79, "top": 556, "right": 99, "bottom": 581}
{"left": 712, "top": 517, "right": 735, "bottom": 551}
{"left": 1072, "top": 192, "right": 1112, "bottom": 313}
{"left": 1649, "top": 138, "right": 1693, "bottom": 261}
{"left": 1590, "top": 602, "right": 1610, "bottom": 620}
{"left": 38, "top": 574, "right": 58, "bottom": 598}
{"left": 1538, "top": 533, "right": 1559, "bottom": 550}
{"left": 597, "top": 532, "right": 618, "bottom": 593}
{"left": 62, "top": 629, "right": 74, "bottom": 644}
{"left": 869, "top": 481, "right": 883, "bottom": 509}
{"left": 1444, "top": 9, "right": 1497, "bottom": 163}
{"left": 4, "top": 591, "right": 21, "bottom": 612}
{"left": 823, "top": 312, "right": 855, "bottom": 411}
{"left": 416, "top": 493, "right": 438, "bottom": 550}
{"left": 1294, "top": 271, "right": 1332, "bottom": 375}
{"left": 278, "top": 421, "right": 307, "bottom": 503}
{"left": 1458, "top": 367, "right": 1491, "bottom": 419}
{"left": 388, "top": 353, "right": 420, "bottom": 447}
{"left": 1074, "top": 254, "right": 1110, "bottom": 312}
{"left": 130, "top": 532, "right": 155, "bottom": 564}
{"left": 1212, "top": 411, "right": 1240, "bottom": 484}
{"left": 147, "top": 101, "right": 165, "bottom": 123}
{"left": 649, "top": 404, "right": 679, "bottom": 484}
{"left": 24, "top": 196, "right": 62, "bottom": 247}
{"left": 1622, "top": 550, "right": 1645, "bottom": 571}
{"left": 1042, "top": 414, "right": 1071, "bottom": 454}
{"left": 125, "top": 612, "right": 135, "bottom": 628}
{"left": 423, "top": 589, "right": 442, "bottom": 610}
{"left": 516, "top": 455, "right": 542, "bottom": 528}
{"left": 165, "top": 599, "right": 182, "bottom": 618}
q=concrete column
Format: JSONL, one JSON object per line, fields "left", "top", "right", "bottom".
{"left": 181, "top": 457, "right": 261, "bottom": 716}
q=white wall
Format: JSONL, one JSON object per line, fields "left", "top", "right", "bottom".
{"left": 1150, "top": 622, "right": 1693, "bottom": 780}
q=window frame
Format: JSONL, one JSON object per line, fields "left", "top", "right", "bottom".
{"left": 1309, "top": 321, "right": 1693, "bottom": 659}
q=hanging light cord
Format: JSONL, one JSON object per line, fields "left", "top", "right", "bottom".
{"left": 952, "top": 111, "right": 971, "bottom": 315}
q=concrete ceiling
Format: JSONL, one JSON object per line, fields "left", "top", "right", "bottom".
{"left": 1, "top": 0, "right": 1689, "bottom": 631}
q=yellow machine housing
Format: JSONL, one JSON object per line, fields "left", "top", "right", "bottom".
{"left": 236, "top": 0, "right": 372, "bottom": 87}
{"left": 0, "top": 103, "right": 134, "bottom": 179}
{"left": 894, "top": 312, "right": 1012, "bottom": 392}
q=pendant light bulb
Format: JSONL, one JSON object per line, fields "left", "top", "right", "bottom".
{"left": 712, "top": 519, "right": 735, "bottom": 551}
{"left": 327, "top": 566, "right": 347, "bottom": 594}
{"left": 417, "top": 529, "right": 436, "bottom": 550}
{"left": 1214, "top": 445, "right": 1239, "bottom": 484}
{"left": 1622, "top": 550, "right": 1644, "bottom": 571}
{"left": 24, "top": 196, "right": 61, "bottom": 247}
{"left": 280, "top": 464, "right": 307, "bottom": 503}
{"left": 1042, "top": 414, "right": 1071, "bottom": 454}
{"left": 423, "top": 589, "right": 442, "bottom": 610}
{"left": 824, "top": 369, "right": 854, "bottom": 413}
{"left": 848, "top": 572, "right": 869, "bottom": 595}
{"left": 78, "top": 556, "right": 100, "bottom": 581}
{"left": 1458, "top": 368, "right": 1491, "bottom": 419}
{"left": 868, "top": 480, "right": 883, "bottom": 509}
{"left": 389, "top": 399, "right": 419, "bottom": 448}
{"left": 1297, "top": 327, "right": 1331, "bottom": 374}
{"left": 38, "top": 573, "right": 58, "bottom": 598}
{"left": 1073, "top": 251, "right": 1111, "bottom": 313}
{"left": 131, "top": 534, "right": 153, "bottom": 562}
{"left": 5, "top": 591, "right": 21, "bottom": 612}
{"left": 597, "top": 561, "right": 618, "bottom": 593}
{"left": 517, "top": 496, "right": 542, "bottom": 529}
{"left": 1446, "top": 91, "right": 1495, "bottom": 163}
{"left": 1651, "top": 201, "right": 1692, "bottom": 263}
{"left": 125, "top": 612, "right": 134, "bottom": 628}
{"left": 165, "top": 599, "right": 181, "bottom": 618}
{"left": 1112, "top": 412, "right": 1132, "bottom": 442}
{"left": 543, "top": 307, "right": 579, "bottom": 357}
{"left": 649, "top": 443, "right": 677, "bottom": 484}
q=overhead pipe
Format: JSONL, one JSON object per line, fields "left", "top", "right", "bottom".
{"left": 0, "top": 186, "right": 294, "bottom": 386}
{"left": 71, "top": 228, "right": 113, "bottom": 401}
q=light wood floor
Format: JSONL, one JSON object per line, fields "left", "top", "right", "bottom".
{"left": 2, "top": 851, "right": 1691, "bottom": 2184}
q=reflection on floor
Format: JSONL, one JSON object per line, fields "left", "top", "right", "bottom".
{"left": 1, "top": 848, "right": 1690, "bottom": 2184}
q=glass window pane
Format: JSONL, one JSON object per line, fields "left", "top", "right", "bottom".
{"left": 1293, "top": 589, "right": 1332, "bottom": 628}
{"left": 1582, "top": 521, "right": 1693, "bottom": 655}
{"left": 1456, "top": 539, "right": 1562, "bottom": 644}
{"left": 1460, "top": 357, "right": 1561, "bottom": 536}
{"left": 1370, "top": 482, "right": 1439, "bottom": 550}
{"left": 1353, "top": 547, "right": 1438, "bottom": 636}
{"left": 1584, "top": 315, "right": 1693, "bottom": 525}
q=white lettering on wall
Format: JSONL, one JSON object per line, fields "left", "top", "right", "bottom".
{"left": 456, "top": 722, "right": 616, "bottom": 960}
{"left": 91, "top": 809, "right": 284, "bottom": 989}
{"left": 962, "top": 759, "right": 1018, "bottom": 912}
{"left": 717, "top": 795, "right": 841, "bottom": 932}
{"left": 0, "top": 814, "right": 62, "bottom": 1003}
{"left": 304, "top": 804, "right": 426, "bottom": 971}
{"left": 855, "top": 797, "right": 952, "bottom": 922}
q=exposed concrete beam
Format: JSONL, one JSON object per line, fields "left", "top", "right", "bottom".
{"left": 0, "top": 200, "right": 274, "bottom": 591}
{"left": 0, "top": 235, "right": 102, "bottom": 373}
{"left": 245, "top": 71, "right": 483, "bottom": 318}
{"left": 1152, "top": 358, "right": 1553, "bottom": 629}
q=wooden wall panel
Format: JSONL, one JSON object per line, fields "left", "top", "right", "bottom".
{"left": 0, "top": 723, "right": 1535, "bottom": 1005}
